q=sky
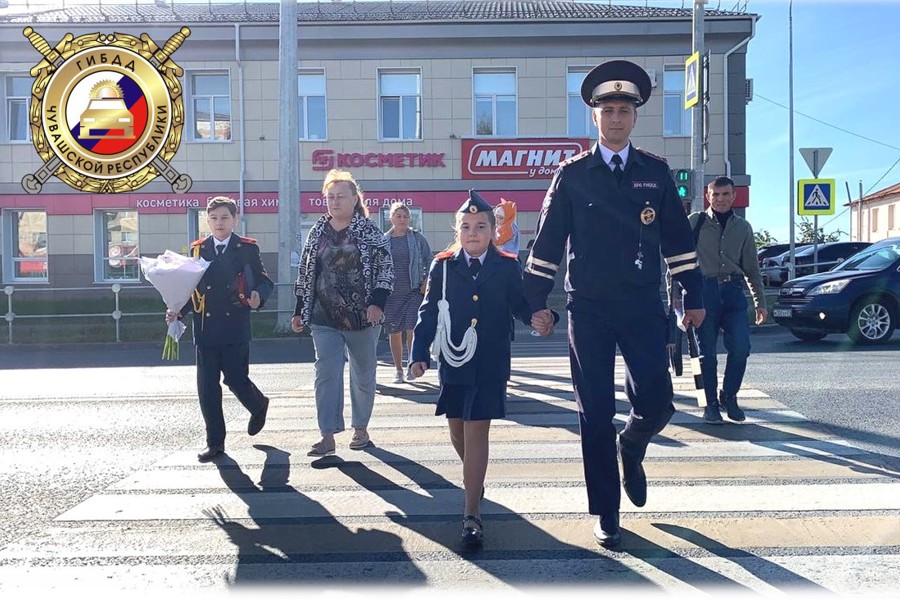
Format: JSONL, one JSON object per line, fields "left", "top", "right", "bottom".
{"left": 744, "top": 0, "right": 900, "bottom": 242}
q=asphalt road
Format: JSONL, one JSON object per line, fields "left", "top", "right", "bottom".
{"left": 1, "top": 325, "right": 898, "bottom": 557}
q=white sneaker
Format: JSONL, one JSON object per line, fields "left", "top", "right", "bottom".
{"left": 405, "top": 365, "right": 417, "bottom": 381}
{"left": 393, "top": 371, "right": 404, "bottom": 383}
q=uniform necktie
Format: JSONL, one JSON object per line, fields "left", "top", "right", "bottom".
{"left": 469, "top": 257, "right": 481, "bottom": 278}
{"left": 611, "top": 154, "right": 624, "bottom": 184}
{"left": 216, "top": 244, "right": 225, "bottom": 258}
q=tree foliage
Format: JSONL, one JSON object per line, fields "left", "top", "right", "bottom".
{"left": 797, "top": 218, "right": 846, "bottom": 244}
{"left": 754, "top": 229, "right": 779, "bottom": 249}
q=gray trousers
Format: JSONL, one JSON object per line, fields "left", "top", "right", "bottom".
{"left": 309, "top": 323, "right": 381, "bottom": 435}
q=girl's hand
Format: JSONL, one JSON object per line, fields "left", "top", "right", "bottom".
{"left": 290, "top": 315, "right": 304, "bottom": 333}
{"left": 410, "top": 361, "right": 428, "bottom": 378}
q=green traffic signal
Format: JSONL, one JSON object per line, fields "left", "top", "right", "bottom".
{"left": 674, "top": 169, "right": 692, "bottom": 198}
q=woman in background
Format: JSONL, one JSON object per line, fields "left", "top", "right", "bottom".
{"left": 383, "top": 203, "right": 432, "bottom": 383}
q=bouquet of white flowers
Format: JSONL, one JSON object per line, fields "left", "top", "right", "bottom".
{"left": 140, "top": 250, "right": 210, "bottom": 360}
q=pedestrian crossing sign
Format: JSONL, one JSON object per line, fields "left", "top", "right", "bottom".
{"left": 797, "top": 178, "right": 836, "bottom": 216}
{"left": 684, "top": 52, "right": 700, "bottom": 109}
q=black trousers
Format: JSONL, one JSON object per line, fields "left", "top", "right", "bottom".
{"left": 568, "top": 309, "right": 676, "bottom": 516}
{"left": 196, "top": 342, "right": 265, "bottom": 448}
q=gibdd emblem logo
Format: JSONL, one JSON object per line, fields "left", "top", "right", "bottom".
{"left": 21, "top": 27, "right": 193, "bottom": 194}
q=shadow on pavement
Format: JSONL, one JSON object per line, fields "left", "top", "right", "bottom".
{"left": 649, "top": 523, "right": 826, "bottom": 590}
{"left": 206, "top": 444, "right": 426, "bottom": 586}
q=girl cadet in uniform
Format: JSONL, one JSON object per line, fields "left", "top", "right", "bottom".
{"left": 409, "top": 190, "right": 555, "bottom": 548}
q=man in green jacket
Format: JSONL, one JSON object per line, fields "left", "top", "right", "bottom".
{"left": 673, "top": 176, "right": 767, "bottom": 423}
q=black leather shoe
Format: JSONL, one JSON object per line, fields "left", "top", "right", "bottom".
{"left": 461, "top": 515, "right": 484, "bottom": 549}
{"left": 248, "top": 395, "right": 270, "bottom": 436}
{"left": 719, "top": 391, "right": 746, "bottom": 422}
{"left": 703, "top": 402, "right": 724, "bottom": 424}
{"left": 593, "top": 513, "right": 621, "bottom": 548}
{"left": 618, "top": 438, "right": 647, "bottom": 507}
{"left": 197, "top": 446, "right": 224, "bottom": 463}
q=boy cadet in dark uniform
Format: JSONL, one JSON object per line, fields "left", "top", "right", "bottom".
{"left": 524, "top": 60, "right": 706, "bottom": 547}
{"left": 166, "top": 196, "right": 275, "bottom": 463}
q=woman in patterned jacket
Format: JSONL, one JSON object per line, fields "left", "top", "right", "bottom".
{"left": 291, "top": 169, "right": 394, "bottom": 457}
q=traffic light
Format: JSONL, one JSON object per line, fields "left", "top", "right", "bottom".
{"left": 673, "top": 169, "right": 693, "bottom": 199}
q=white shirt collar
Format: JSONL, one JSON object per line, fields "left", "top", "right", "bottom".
{"left": 598, "top": 143, "right": 630, "bottom": 169}
{"left": 462, "top": 249, "right": 488, "bottom": 263}
{"left": 213, "top": 234, "right": 233, "bottom": 248}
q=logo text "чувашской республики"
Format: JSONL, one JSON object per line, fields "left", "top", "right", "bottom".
{"left": 22, "top": 27, "right": 193, "bottom": 194}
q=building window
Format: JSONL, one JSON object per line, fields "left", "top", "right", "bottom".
{"left": 2, "top": 210, "right": 47, "bottom": 282}
{"left": 96, "top": 210, "right": 139, "bottom": 282}
{"left": 567, "top": 68, "right": 592, "bottom": 137}
{"left": 378, "top": 70, "right": 421, "bottom": 140}
{"left": 889, "top": 205, "right": 895, "bottom": 231}
{"left": 473, "top": 69, "right": 516, "bottom": 136}
{"left": 299, "top": 70, "right": 327, "bottom": 141}
{"left": 871, "top": 207, "right": 878, "bottom": 233}
{"left": 3, "top": 75, "right": 31, "bottom": 142}
{"left": 189, "top": 208, "right": 212, "bottom": 247}
{"left": 663, "top": 68, "right": 691, "bottom": 137}
{"left": 189, "top": 72, "right": 231, "bottom": 141}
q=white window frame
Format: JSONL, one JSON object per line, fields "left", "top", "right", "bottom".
{"left": 2, "top": 74, "right": 32, "bottom": 143}
{"left": 567, "top": 66, "right": 593, "bottom": 138}
{"left": 299, "top": 69, "right": 328, "bottom": 141}
{"left": 94, "top": 210, "right": 140, "bottom": 283}
{"left": 472, "top": 67, "right": 518, "bottom": 137}
{"left": 663, "top": 66, "right": 691, "bottom": 137}
{"left": 189, "top": 208, "right": 211, "bottom": 248}
{"left": 2, "top": 209, "right": 48, "bottom": 283}
{"left": 186, "top": 70, "right": 232, "bottom": 143}
{"left": 377, "top": 69, "right": 422, "bottom": 141}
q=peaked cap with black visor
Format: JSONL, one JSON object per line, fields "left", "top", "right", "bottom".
{"left": 580, "top": 60, "right": 653, "bottom": 108}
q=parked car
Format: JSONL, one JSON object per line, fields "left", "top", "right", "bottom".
{"left": 772, "top": 241, "right": 900, "bottom": 343}
{"left": 761, "top": 245, "right": 811, "bottom": 287}
{"left": 790, "top": 241, "right": 872, "bottom": 278}
{"left": 757, "top": 243, "right": 791, "bottom": 267}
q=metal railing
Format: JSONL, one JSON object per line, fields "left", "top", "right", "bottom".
{"left": 3, "top": 282, "right": 295, "bottom": 344}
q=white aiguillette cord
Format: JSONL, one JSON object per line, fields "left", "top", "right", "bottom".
{"left": 434, "top": 259, "right": 478, "bottom": 367}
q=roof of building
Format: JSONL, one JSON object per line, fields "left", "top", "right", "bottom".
{"left": 0, "top": 0, "right": 752, "bottom": 25}
{"left": 855, "top": 182, "right": 900, "bottom": 205}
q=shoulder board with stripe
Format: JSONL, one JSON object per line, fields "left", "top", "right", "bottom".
{"left": 237, "top": 235, "right": 258, "bottom": 244}
{"left": 560, "top": 149, "right": 590, "bottom": 167}
{"left": 189, "top": 237, "right": 206, "bottom": 247}
{"left": 499, "top": 250, "right": 518, "bottom": 259}
{"left": 434, "top": 250, "right": 455, "bottom": 260}
{"left": 634, "top": 147, "right": 669, "bottom": 165}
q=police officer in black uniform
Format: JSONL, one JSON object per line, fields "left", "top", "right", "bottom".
{"left": 524, "top": 60, "right": 706, "bottom": 547}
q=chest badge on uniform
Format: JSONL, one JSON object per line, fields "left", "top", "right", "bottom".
{"left": 640, "top": 207, "right": 656, "bottom": 225}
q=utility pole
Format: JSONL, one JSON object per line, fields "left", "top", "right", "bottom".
{"left": 690, "top": 0, "right": 706, "bottom": 213}
{"left": 787, "top": 0, "right": 796, "bottom": 280}
{"left": 276, "top": 0, "right": 299, "bottom": 333}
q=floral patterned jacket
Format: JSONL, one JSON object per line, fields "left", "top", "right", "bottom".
{"left": 293, "top": 213, "right": 394, "bottom": 323}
